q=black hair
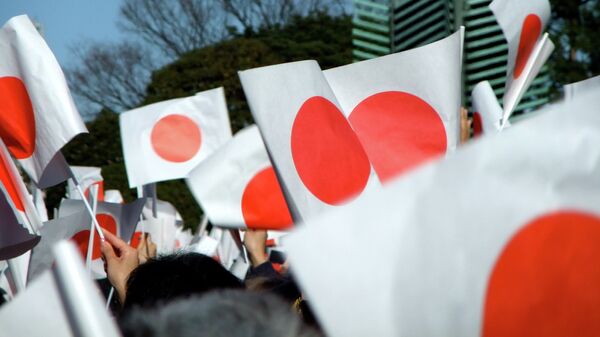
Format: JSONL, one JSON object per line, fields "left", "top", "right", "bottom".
{"left": 122, "top": 252, "right": 244, "bottom": 311}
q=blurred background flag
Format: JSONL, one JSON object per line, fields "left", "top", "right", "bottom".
{"left": 490, "top": 0, "right": 554, "bottom": 125}
{"left": 324, "top": 28, "right": 464, "bottom": 183}
{"left": 471, "top": 81, "right": 506, "bottom": 137}
{"left": 0, "top": 15, "right": 87, "bottom": 187}
{"left": 187, "top": 125, "right": 292, "bottom": 230}
{"left": 240, "top": 61, "right": 379, "bottom": 223}
{"left": 287, "top": 89, "right": 600, "bottom": 337}
{"left": 66, "top": 166, "right": 104, "bottom": 202}
{"left": 120, "top": 87, "right": 232, "bottom": 188}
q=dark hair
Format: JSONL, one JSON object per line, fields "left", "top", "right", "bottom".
{"left": 122, "top": 253, "right": 243, "bottom": 311}
{"left": 120, "top": 290, "right": 322, "bottom": 337}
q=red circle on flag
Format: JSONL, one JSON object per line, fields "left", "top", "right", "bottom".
{"left": 349, "top": 91, "right": 447, "bottom": 183}
{"left": 472, "top": 112, "right": 483, "bottom": 137}
{"left": 0, "top": 77, "right": 36, "bottom": 159}
{"left": 84, "top": 181, "right": 105, "bottom": 202}
{"left": 514, "top": 14, "right": 542, "bottom": 79}
{"left": 0, "top": 154, "right": 24, "bottom": 211}
{"left": 130, "top": 231, "right": 143, "bottom": 248}
{"left": 150, "top": 114, "right": 202, "bottom": 162}
{"left": 483, "top": 210, "right": 600, "bottom": 337}
{"left": 241, "top": 166, "right": 293, "bottom": 229}
{"left": 71, "top": 213, "right": 118, "bottom": 260}
{"left": 291, "top": 96, "right": 371, "bottom": 205}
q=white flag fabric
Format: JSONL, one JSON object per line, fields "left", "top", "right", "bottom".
{"left": 490, "top": 0, "right": 554, "bottom": 124}
{"left": 66, "top": 166, "right": 104, "bottom": 201}
{"left": 471, "top": 81, "right": 506, "bottom": 136}
{"left": 287, "top": 90, "right": 600, "bottom": 337}
{"left": 0, "top": 241, "right": 122, "bottom": 337}
{"left": 104, "top": 189, "right": 124, "bottom": 203}
{"left": 564, "top": 75, "right": 600, "bottom": 101}
{"left": 0, "top": 139, "right": 42, "bottom": 232}
{"left": 187, "top": 125, "right": 293, "bottom": 230}
{"left": 323, "top": 28, "right": 463, "bottom": 183}
{"left": 120, "top": 87, "right": 232, "bottom": 188}
{"left": 0, "top": 184, "right": 39, "bottom": 260}
{"left": 0, "top": 15, "right": 87, "bottom": 186}
{"left": 240, "top": 61, "right": 379, "bottom": 222}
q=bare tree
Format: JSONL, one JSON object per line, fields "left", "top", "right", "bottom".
{"left": 65, "top": 41, "right": 156, "bottom": 115}
{"left": 219, "top": 0, "right": 349, "bottom": 31}
{"left": 119, "top": 0, "right": 228, "bottom": 59}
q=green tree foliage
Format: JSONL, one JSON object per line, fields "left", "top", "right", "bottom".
{"left": 145, "top": 13, "right": 352, "bottom": 132}
{"left": 48, "top": 13, "right": 352, "bottom": 230}
{"left": 548, "top": 0, "right": 600, "bottom": 96}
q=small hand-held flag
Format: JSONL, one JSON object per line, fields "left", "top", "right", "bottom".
{"left": 120, "top": 87, "right": 232, "bottom": 188}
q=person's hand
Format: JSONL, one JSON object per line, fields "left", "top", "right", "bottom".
{"left": 460, "top": 106, "right": 472, "bottom": 144}
{"left": 243, "top": 229, "right": 268, "bottom": 267}
{"left": 137, "top": 233, "right": 157, "bottom": 264}
{"left": 100, "top": 229, "right": 139, "bottom": 304}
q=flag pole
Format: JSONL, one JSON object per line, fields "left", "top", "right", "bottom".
{"left": 106, "top": 286, "right": 115, "bottom": 309}
{"left": 85, "top": 184, "right": 99, "bottom": 272}
{"left": 74, "top": 183, "right": 105, "bottom": 242}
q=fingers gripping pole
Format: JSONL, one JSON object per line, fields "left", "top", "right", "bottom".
{"left": 74, "top": 183, "right": 105, "bottom": 242}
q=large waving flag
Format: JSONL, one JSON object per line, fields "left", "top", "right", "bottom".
{"left": 323, "top": 28, "right": 463, "bottom": 183}
{"left": 187, "top": 125, "right": 292, "bottom": 230}
{"left": 490, "top": 0, "right": 554, "bottom": 125}
{"left": 0, "top": 15, "right": 87, "bottom": 186}
{"left": 240, "top": 61, "right": 379, "bottom": 222}
{"left": 287, "top": 90, "right": 600, "bottom": 337}
{"left": 120, "top": 87, "right": 232, "bottom": 188}
{"left": 0, "top": 241, "right": 121, "bottom": 337}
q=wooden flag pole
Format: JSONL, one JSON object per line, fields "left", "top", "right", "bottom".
{"left": 85, "top": 184, "right": 99, "bottom": 272}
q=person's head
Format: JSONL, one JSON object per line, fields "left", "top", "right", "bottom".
{"left": 120, "top": 290, "right": 322, "bottom": 337}
{"left": 123, "top": 252, "right": 243, "bottom": 310}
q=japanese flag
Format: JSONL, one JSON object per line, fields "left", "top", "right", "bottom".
{"left": 120, "top": 87, "right": 232, "bottom": 188}
{"left": 31, "top": 198, "right": 145, "bottom": 280}
{"left": 240, "top": 61, "right": 379, "bottom": 222}
{"left": 0, "top": 184, "right": 40, "bottom": 260}
{"left": 0, "top": 139, "right": 42, "bottom": 233}
{"left": 0, "top": 16, "right": 87, "bottom": 186}
{"left": 323, "top": 28, "right": 464, "bottom": 183}
{"left": 287, "top": 90, "right": 600, "bottom": 337}
{"left": 187, "top": 125, "right": 293, "bottom": 230}
{"left": 0, "top": 241, "right": 121, "bottom": 337}
{"left": 66, "top": 166, "right": 104, "bottom": 201}
{"left": 490, "top": 0, "right": 554, "bottom": 125}
{"left": 471, "top": 81, "right": 506, "bottom": 137}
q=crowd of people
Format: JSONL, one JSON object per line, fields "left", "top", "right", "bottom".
{"left": 100, "top": 229, "right": 322, "bottom": 336}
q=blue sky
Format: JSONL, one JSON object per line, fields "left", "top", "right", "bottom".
{"left": 0, "top": 0, "right": 125, "bottom": 67}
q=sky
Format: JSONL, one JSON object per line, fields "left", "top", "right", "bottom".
{"left": 0, "top": 0, "right": 125, "bottom": 68}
